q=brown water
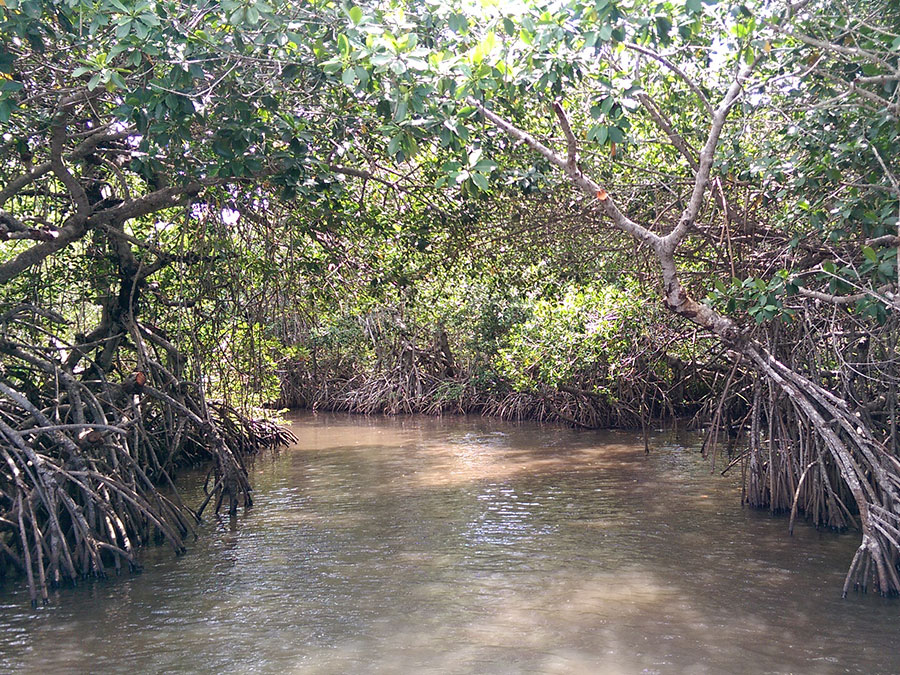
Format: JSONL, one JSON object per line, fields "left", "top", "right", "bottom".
{"left": 1, "top": 412, "right": 898, "bottom": 674}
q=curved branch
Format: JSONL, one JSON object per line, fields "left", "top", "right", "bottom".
{"left": 0, "top": 180, "right": 214, "bottom": 286}
{"left": 636, "top": 93, "right": 700, "bottom": 172}
{"left": 470, "top": 98, "right": 660, "bottom": 246}
{"left": 49, "top": 97, "right": 91, "bottom": 215}
{"left": 0, "top": 216, "right": 91, "bottom": 285}
{"left": 624, "top": 42, "right": 714, "bottom": 115}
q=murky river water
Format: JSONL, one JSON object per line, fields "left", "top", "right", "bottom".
{"left": 1, "top": 412, "right": 898, "bottom": 674}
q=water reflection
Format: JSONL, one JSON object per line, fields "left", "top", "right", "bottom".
{"left": 0, "top": 411, "right": 897, "bottom": 674}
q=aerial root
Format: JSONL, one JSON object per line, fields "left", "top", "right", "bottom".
{"left": 0, "top": 338, "right": 294, "bottom": 601}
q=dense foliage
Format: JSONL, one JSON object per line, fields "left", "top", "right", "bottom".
{"left": 1, "top": 0, "right": 898, "bottom": 599}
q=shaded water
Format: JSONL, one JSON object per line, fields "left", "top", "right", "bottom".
{"left": 1, "top": 412, "right": 898, "bottom": 674}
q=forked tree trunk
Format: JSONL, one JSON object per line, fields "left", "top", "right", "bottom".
{"left": 470, "top": 75, "right": 900, "bottom": 594}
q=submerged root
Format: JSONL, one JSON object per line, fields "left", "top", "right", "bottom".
{"left": 842, "top": 531, "right": 900, "bottom": 598}
{"left": 0, "top": 335, "right": 295, "bottom": 603}
{"left": 705, "top": 338, "right": 900, "bottom": 597}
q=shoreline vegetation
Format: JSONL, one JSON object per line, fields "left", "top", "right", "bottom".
{"left": 275, "top": 330, "right": 717, "bottom": 432}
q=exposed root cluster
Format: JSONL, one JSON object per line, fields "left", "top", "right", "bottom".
{"left": 0, "top": 314, "right": 296, "bottom": 605}
{"left": 706, "top": 318, "right": 900, "bottom": 597}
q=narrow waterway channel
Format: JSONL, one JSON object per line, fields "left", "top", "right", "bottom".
{"left": 1, "top": 412, "right": 897, "bottom": 674}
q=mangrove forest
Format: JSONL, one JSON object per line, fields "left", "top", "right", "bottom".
{"left": 1, "top": 0, "right": 900, "bottom": 640}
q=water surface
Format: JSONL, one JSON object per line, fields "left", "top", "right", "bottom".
{"left": 0, "top": 412, "right": 897, "bottom": 674}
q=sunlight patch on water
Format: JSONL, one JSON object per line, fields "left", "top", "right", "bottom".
{"left": 277, "top": 568, "right": 699, "bottom": 674}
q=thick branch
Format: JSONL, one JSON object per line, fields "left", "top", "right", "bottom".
{"left": 92, "top": 181, "right": 210, "bottom": 226}
{"left": 664, "top": 61, "right": 758, "bottom": 248}
{"left": 553, "top": 102, "right": 579, "bottom": 173}
{"left": 0, "top": 130, "right": 133, "bottom": 209}
{"left": 0, "top": 211, "right": 57, "bottom": 242}
{"left": 797, "top": 284, "right": 900, "bottom": 310}
{"left": 777, "top": 28, "right": 900, "bottom": 77}
{"left": 0, "top": 181, "right": 212, "bottom": 286}
{"left": 813, "top": 68, "right": 899, "bottom": 116}
{"left": 0, "top": 217, "right": 91, "bottom": 285}
{"left": 328, "top": 164, "right": 395, "bottom": 188}
{"left": 471, "top": 66, "right": 758, "bottom": 344}
{"left": 49, "top": 102, "right": 90, "bottom": 215}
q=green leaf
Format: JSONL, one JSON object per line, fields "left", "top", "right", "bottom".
{"left": 212, "top": 137, "right": 232, "bottom": 158}
{"left": 401, "top": 133, "right": 418, "bottom": 159}
{"left": 686, "top": 0, "right": 703, "bottom": 14}
{"left": 0, "top": 80, "right": 24, "bottom": 93}
{"left": 337, "top": 34, "right": 350, "bottom": 58}
{"left": 349, "top": 6, "right": 363, "bottom": 25}
{"left": 387, "top": 134, "right": 402, "bottom": 157}
{"left": 587, "top": 124, "right": 608, "bottom": 143}
{"left": 341, "top": 68, "right": 356, "bottom": 87}
{"left": 406, "top": 57, "right": 428, "bottom": 72}
{"left": 320, "top": 59, "right": 342, "bottom": 74}
{"left": 607, "top": 126, "right": 625, "bottom": 143}
{"left": 655, "top": 16, "right": 672, "bottom": 42}
{"left": 471, "top": 172, "right": 490, "bottom": 191}
{"left": 355, "top": 66, "right": 370, "bottom": 86}
{"left": 448, "top": 13, "right": 468, "bottom": 34}
{"left": 393, "top": 99, "right": 408, "bottom": 123}
{"left": 109, "top": 71, "right": 127, "bottom": 90}
{"left": 139, "top": 12, "right": 160, "bottom": 27}
{"left": 862, "top": 245, "right": 877, "bottom": 263}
